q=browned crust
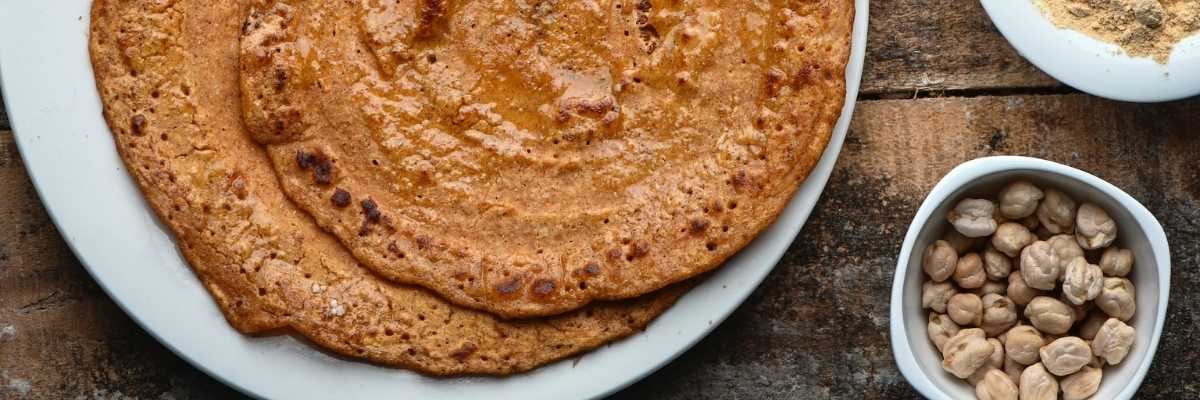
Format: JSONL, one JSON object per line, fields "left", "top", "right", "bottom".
{"left": 240, "top": 0, "right": 855, "bottom": 318}
{"left": 89, "top": 0, "right": 685, "bottom": 376}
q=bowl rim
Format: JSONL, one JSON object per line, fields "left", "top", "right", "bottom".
{"left": 888, "top": 155, "right": 1171, "bottom": 400}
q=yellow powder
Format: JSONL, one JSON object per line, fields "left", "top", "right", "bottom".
{"left": 1034, "top": 0, "right": 1200, "bottom": 63}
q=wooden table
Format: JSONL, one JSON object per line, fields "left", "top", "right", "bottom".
{"left": 2, "top": 1, "right": 1198, "bottom": 398}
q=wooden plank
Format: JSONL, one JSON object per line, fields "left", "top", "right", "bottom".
{"left": 0, "top": 131, "right": 240, "bottom": 398}
{"left": 0, "top": 93, "right": 9, "bottom": 130}
{"left": 862, "top": 0, "right": 1062, "bottom": 95}
{"left": 4, "top": 93, "right": 1199, "bottom": 398}
{"left": 615, "top": 94, "right": 1200, "bottom": 399}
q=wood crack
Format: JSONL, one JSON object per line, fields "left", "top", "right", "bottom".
{"left": 16, "top": 290, "right": 79, "bottom": 315}
{"left": 859, "top": 85, "right": 1079, "bottom": 101}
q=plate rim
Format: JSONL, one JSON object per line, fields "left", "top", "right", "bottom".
{"left": 0, "top": 1, "right": 868, "bottom": 398}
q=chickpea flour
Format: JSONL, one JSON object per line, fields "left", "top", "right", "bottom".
{"left": 1034, "top": 0, "right": 1200, "bottom": 63}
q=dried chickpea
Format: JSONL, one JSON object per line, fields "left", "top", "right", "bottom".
{"left": 943, "top": 228, "right": 981, "bottom": 254}
{"left": 1024, "top": 296, "right": 1074, "bottom": 335}
{"left": 1047, "top": 234, "right": 1085, "bottom": 279}
{"left": 949, "top": 198, "right": 999, "bottom": 238}
{"left": 948, "top": 293, "right": 983, "bottom": 326}
{"left": 954, "top": 253, "right": 987, "bottom": 289}
{"left": 1060, "top": 291, "right": 1090, "bottom": 323}
{"left": 1061, "top": 365, "right": 1102, "bottom": 400}
{"left": 968, "top": 338, "right": 1006, "bottom": 385}
{"left": 1020, "top": 363, "right": 1060, "bottom": 400}
{"left": 1036, "top": 189, "right": 1077, "bottom": 234}
{"left": 1095, "top": 277, "right": 1136, "bottom": 321}
{"left": 981, "top": 294, "right": 1018, "bottom": 337}
{"left": 1019, "top": 241, "right": 1060, "bottom": 290}
{"left": 1062, "top": 256, "right": 1103, "bottom": 305}
{"left": 998, "top": 181, "right": 1044, "bottom": 219}
{"left": 1092, "top": 318, "right": 1136, "bottom": 365}
{"left": 1004, "top": 325, "right": 1044, "bottom": 365}
{"left": 974, "top": 281, "right": 1007, "bottom": 297}
{"left": 982, "top": 246, "right": 1013, "bottom": 281}
{"left": 942, "top": 328, "right": 994, "bottom": 379}
{"left": 922, "top": 281, "right": 957, "bottom": 313}
{"left": 1039, "top": 336, "right": 1092, "bottom": 376}
{"left": 991, "top": 222, "right": 1034, "bottom": 258}
{"left": 1006, "top": 271, "right": 1042, "bottom": 306}
{"left": 1003, "top": 356, "right": 1025, "bottom": 384}
{"left": 1075, "top": 203, "right": 1117, "bottom": 250}
{"left": 928, "top": 313, "right": 961, "bottom": 352}
{"left": 976, "top": 369, "right": 1018, "bottom": 400}
{"left": 1078, "top": 311, "right": 1108, "bottom": 340}
{"left": 1099, "top": 247, "right": 1133, "bottom": 277}
{"left": 923, "top": 240, "right": 958, "bottom": 282}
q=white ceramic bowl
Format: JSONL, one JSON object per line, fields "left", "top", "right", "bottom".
{"left": 890, "top": 156, "right": 1170, "bottom": 399}
{"left": 981, "top": 0, "right": 1200, "bottom": 103}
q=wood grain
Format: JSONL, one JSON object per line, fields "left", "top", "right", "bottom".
{"left": 0, "top": 132, "right": 241, "bottom": 398}
{"left": 614, "top": 94, "right": 1200, "bottom": 399}
{"left": 861, "top": 0, "right": 1062, "bottom": 95}
{"left": 2, "top": 0, "right": 1199, "bottom": 398}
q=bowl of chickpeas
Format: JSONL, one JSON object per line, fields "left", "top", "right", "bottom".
{"left": 890, "top": 156, "right": 1170, "bottom": 400}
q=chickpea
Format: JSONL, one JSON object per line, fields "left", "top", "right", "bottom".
{"left": 981, "top": 294, "right": 1018, "bottom": 337}
{"left": 991, "top": 222, "right": 1035, "bottom": 258}
{"left": 1087, "top": 345, "right": 1104, "bottom": 368}
{"left": 968, "top": 338, "right": 1006, "bottom": 385}
{"left": 943, "top": 228, "right": 980, "bottom": 254}
{"left": 1039, "top": 336, "right": 1092, "bottom": 376}
{"left": 976, "top": 369, "right": 1019, "bottom": 400}
{"left": 954, "top": 253, "right": 987, "bottom": 289}
{"left": 1092, "top": 318, "right": 1136, "bottom": 365}
{"left": 922, "top": 281, "right": 957, "bottom": 313}
{"left": 1019, "top": 241, "right": 1060, "bottom": 290}
{"left": 923, "top": 240, "right": 958, "bottom": 282}
{"left": 1047, "top": 234, "right": 1085, "bottom": 279}
{"left": 1060, "top": 291, "right": 1090, "bottom": 322}
{"left": 1061, "top": 365, "right": 1102, "bottom": 400}
{"left": 1036, "top": 189, "right": 1077, "bottom": 234}
{"left": 1006, "top": 271, "right": 1043, "bottom": 306}
{"left": 949, "top": 293, "right": 984, "bottom": 326}
{"left": 1100, "top": 247, "right": 1133, "bottom": 277}
{"left": 948, "top": 198, "right": 999, "bottom": 238}
{"left": 1024, "top": 296, "right": 1075, "bottom": 335}
{"left": 1078, "top": 311, "right": 1108, "bottom": 340}
{"left": 1095, "top": 277, "right": 1136, "bottom": 321}
{"left": 982, "top": 246, "right": 1013, "bottom": 281}
{"left": 998, "top": 181, "right": 1044, "bottom": 219}
{"left": 1003, "top": 356, "right": 1025, "bottom": 385}
{"left": 1004, "top": 325, "right": 1044, "bottom": 365}
{"left": 1019, "top": 363, "right": 1059, "bottom": 400}
{"left": 1062, "top": 257, "right": 1103, "bottom": 305}
{"left": 974, "top": 280, "right": 1007, "bottom": 297}
{"left": 1075, "top": 203, "right": 1117, "bottom": 250}
{"left": 928, "top": 313, "right": 961, "bottom": 352}
{"left": 942, "top": 328, "right": 995, "bottom": 379}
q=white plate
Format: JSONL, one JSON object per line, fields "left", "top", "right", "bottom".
{"left": 0, "top": 2, "right": 867, "bottom": 399}
{"left": 981, "top": 0, "right": 1200, "bottom": 102}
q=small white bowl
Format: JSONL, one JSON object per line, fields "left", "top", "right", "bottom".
{"left": 981, "top": 0, "right": 1200, "bottom": 102}
{"left": 889, "top": 156, "right": 1170, "bottom": 399}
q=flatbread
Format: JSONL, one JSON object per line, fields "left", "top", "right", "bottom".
{"left": 240, "top": 0, "right": 854, "bottom": 318}
{"left": 89, "top": 0, "right": 685, "bottom": 375}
